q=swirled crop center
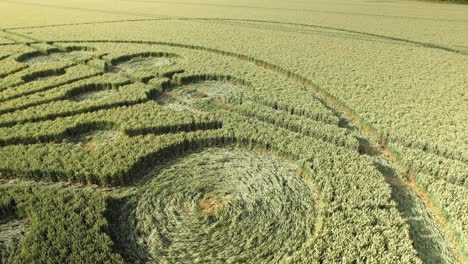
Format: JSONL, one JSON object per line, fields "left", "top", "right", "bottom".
{"left": 132, "top": 147, "right": 316, "bottom": 263}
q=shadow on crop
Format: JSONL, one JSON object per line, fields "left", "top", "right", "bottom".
{"left": 390, "top": 184, "right": 456, "bottom": 263}
{"left": 105, "top": 196, "right": 150, "bottom": 264}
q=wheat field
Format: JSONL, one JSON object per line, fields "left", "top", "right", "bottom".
{"left": 0, "top": 0, "right": 467, "bottom": 263}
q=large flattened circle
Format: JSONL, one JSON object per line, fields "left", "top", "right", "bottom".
{"left": 133, "top": 147, "right": 317, "bottom": 263}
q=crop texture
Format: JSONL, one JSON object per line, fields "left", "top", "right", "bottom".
{"left": 0, "top": 0, "right": 466, "bottom": 263}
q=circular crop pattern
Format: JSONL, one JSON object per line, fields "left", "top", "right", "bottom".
{"left": 0, "top": 36, "right": 458, "bottom": 263}
{"left": 117, "top": 148, "right": 316, "bottom": 263}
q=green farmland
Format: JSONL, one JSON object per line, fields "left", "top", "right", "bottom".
{"left": 0, "top": 0, "right": 467, "bottom": 263}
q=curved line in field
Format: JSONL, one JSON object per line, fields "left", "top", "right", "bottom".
{"left": 1, "top": 35, "right": 464, "bottom": 260}
{"left": 1, "top": 15, "right": 465, "bottom": 54}
{"left": 2, "top": 18, "right": 166, "bottom": 30}
{"left": 394, "top": 139, "right": 468, "bottom": 165}
{"left": 119, "top": 0, "right": 468, "bottom": 23}
{"left": 0, "top": 98, "right": 148, "bottom": 128}
{"left": 53, "top": 39, "right": 383, "bottom": 140}
{"left": 203, "top": 18, "right": 466, "bottom": 55}
{"left": 0, "top": 79, "right": 131, "bottom": 115}
{"left": 0, "top": 98, "right": 350, "bottom": 152}
{"left": 6, "top": 37, "right": 461, "bottom": 179}
{"left": 0, "top": 0, "right": 173, "bottom": 18}
{"left": 2, "top": 38, "right": 348, "bottom": 150}
{"left": 0, "top": 73, "right": 102, "bottom": 102}
{"left": 47, "top": 39, "right": 464, "bottom": 260}
{"left": 0, "top": 68, "right": 29, "bottom": 91}
{"left": 195, "top": 19, "right": 419, "bottom": 48}
{"left": 1, "top": 64, "right": 78, "bottom": 92}
{"left": 50, "top": 39, "right": 465, "bottom": 164}
{"left": 4, "top": 0, "right": 467, "bottom": 23}
{"left": 0, "top": 119, "right": 222, "bottom": 147}
{"left": 8, "top": 18, "right": 415, "bottom": 49}
{"left": 0, "top": 131, "right": 320, "bottom": 195}
{"left": 0, "top": 54, "right": 10, "bottom": 61}
{"left": 0, "top": 64, "right": 28, "bottom": 79}
{"left": 19, "top": 36, "right": 468, "bottom": 170}
{"left": 0, "top": 42, "right": 27, "bottom": 46}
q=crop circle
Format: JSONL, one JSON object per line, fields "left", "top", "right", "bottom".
{"left": 131, "top": 147, "right": 316, "bottom": 262}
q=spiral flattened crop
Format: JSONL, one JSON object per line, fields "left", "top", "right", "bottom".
{"left": 131, "top": 148, "right": 316, "bottom": 263}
